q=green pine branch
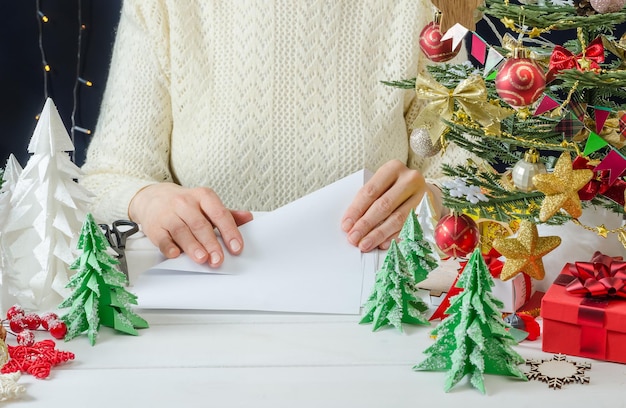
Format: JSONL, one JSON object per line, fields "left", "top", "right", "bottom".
{"left": 484, "top": 0, "right": 626, "bottom": 33}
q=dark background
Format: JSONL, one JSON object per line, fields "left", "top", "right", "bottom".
{"left": 0, "top": 0, "right": 122, "bottom": 167}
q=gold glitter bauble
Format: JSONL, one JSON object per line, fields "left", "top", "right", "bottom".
{"left": 410, "top": 128, "right": 442, "bottom": 157}
{"left": 492, "top": 220, "right": 561, "bottom": 281}
{"left": 532, "top": 152, "right": 593, "bottom": 222}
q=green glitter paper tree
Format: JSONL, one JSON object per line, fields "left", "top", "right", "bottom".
{"left": 360, "top": 239, "right": 429, "bottom": 332}
{"left": 413, "top": 248, "right": 526, "bottom": 394}
{"left": 398, "top": 208, "right": 438, "bottom": 283}
{"left": 59, "top": 213, "right": 149, "bottom": 345}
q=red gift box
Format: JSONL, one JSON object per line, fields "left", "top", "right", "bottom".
{"left": 541, "top": 253, "right": 626, "bottom": 363}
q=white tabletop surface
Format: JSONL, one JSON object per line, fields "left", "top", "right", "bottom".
{"left": 10, "top": 307, "right": 626, "bottom": 408}
{"left": 13, "top": 218, "right": 626, "bottom": 408}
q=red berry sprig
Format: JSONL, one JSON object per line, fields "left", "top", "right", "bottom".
{"left": 4, "top": 305, "right": 67, "bottom": 341}
{"left": 16, "top": 330, "right": 35, "bottom": 347}
{"left": 47, "top": 320, "right": 68, "bottom": 340}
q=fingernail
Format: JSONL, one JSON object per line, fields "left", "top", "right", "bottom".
{"left": 342, "top": 218, "right": 354, "bottom": 232}
{"left": 195, "top": 249, "right": 206, "bottom": 260}
{"left": 210, "top": 252, "right": 221, "bottom": 265}
{"left": 167, "top": 247, "right": 179, "bottom": 258}
{"left": 230, "top": 239, "right": 241, "bottom": 253}
{"left": 359, "top": 238, "right": 372, "bottom": 252}
{"left": 348, "top": 231, "right": 362, "bottom": 245}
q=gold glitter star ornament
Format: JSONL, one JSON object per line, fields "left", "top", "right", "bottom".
{"left": 532, "top": 151, "right": 593, "bottom": 222}
{"left": 492, "top": 220, "right": 561, "bottom": 281}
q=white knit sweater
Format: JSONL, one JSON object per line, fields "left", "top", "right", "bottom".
{"left": 82, "top": 0, "right": 470, "bottom": 222}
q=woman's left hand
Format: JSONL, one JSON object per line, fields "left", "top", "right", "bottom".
{"left": 341, "top": 159, "right": 441, "bottom": 252}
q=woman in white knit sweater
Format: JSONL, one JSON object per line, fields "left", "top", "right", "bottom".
{"left": 81, "top": 0, "right": 470, "bottom": 267}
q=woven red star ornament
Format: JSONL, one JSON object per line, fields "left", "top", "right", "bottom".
{"left": 1, "top": 339, "right": 74, "bottom": 379}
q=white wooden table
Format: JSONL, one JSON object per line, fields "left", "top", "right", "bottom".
{"left": 13, "top": 309, "right": 626, "bottom": 407}
{"left": 15, "top": 221, "right": 626, "bottom": 408}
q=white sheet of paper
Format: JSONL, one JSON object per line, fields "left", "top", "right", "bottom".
{"left": 132, "top": 169, "right": 376, "bottom": 314}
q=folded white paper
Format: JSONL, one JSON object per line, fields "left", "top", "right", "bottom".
{"left": 131, "top": 170, "right": 377, "bottom": 314}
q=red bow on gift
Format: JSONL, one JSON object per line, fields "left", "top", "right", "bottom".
{"left": 547, "top": 37, "right": 604, "bottom": 82}
{"left": 459, "top": 248, "right": 503, "bottom": 278}
{"left": 566, "top": 251, "right": 626, "bottom": 298}
{"left": 573, "top": 156, "right": 626, "bottom": 205}
{"left": 483, "top": 248, "right": 504, "bottom": 278}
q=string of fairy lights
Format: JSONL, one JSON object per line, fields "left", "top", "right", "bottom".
{"left": 35, "top": 0, "right": 93, "bottom": 163}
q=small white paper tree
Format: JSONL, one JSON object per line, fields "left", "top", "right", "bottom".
{"left": 0, "top": 155, "right": 23, "bottom": 313}
{"left": 3, "top": 98, "right": 93, "bottom": 310}
{"left": 415, "top": 194, "right": 442, "bottom": 261}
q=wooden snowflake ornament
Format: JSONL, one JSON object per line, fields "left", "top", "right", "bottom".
{"left": 526, "top": 354, "right": 591, "bottom": 389}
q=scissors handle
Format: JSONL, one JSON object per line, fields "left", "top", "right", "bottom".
{"left": 98, "top": 220, "right": 139, "bottom": 285}
{"left": 111, "top": 220, "right": 139, "bottom": 249}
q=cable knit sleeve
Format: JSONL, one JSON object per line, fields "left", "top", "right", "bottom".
{"left": 81, "top": 0, "right": 172, "bottom": 223}
{"left": 405, "top": 47, "right": 474, "bottom": 184}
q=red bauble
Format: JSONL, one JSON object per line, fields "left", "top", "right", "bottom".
{"left": 23, "top": 313, "right": 41, "bottom": 330}
{"left": 495, "top": 57, "right": 546, "bottom": 107}
{"left": 9, "top": 316, "right": 27, "bottom": 333}
{"left": 17, "top": 330, "right": 35, "bottom": 347}
{"left": 434, "top": 213, "right": 480, "bottom": 258}
{"left": 48, "top": 320, "right": 67, "bottom": 340}
{"left": 6, "top": 305, "right": 24, "bottom": 321}
{"left": 419, "top": 22, "right": 461, "bottom": 63}
{"left": 40, "top": 312, "right": 59, "bottom": 330}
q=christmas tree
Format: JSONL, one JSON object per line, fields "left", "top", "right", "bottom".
{"left": 360, "top": 240, "right": 430, "bottom": 332}
{"left": 0, "top": 155, "right": 22, "bottom": 312}
{"left": 59, "top": 213, "right": 148, "bottom": 346}
{"left": 414, "top": 195, "right": 442, "bottom": 260}
{"left": 414, "top": 248, "right": 526, "bottom": 394}
{"left": 398, "top": 208, "right": 438, "bottom": 282}
{"left": 2, "top": 98, "right": 93, "bottom": 310}
{"left": 391, "top": 0, "right": 626, "bottom": 249}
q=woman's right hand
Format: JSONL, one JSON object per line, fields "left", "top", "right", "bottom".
{"left": 128, "top": 183, "right": 253, "bottom": 267}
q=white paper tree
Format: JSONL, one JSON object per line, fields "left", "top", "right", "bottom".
{"left": 415, "top": 194, "right": 442, "bottom": 261}
{"left": 3, "top": 98, "right": 93, "bottom": 310}
{"left": 0, "top": 155, "right": 23, "bottom": 313}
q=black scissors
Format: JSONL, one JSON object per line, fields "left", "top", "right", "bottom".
{"left": 99, "top": 220, "right": 139, "bottom": 283}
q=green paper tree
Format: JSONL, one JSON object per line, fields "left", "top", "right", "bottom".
{"left": 360, "top": 240, "right": 429, "bottom": 332}
{"left": 59, "top": 213, "right": 149, "bottom": 345}
{"left": 398, "top": 208, "right": 438, "bottom": 283}
{"left": 413, "top": 248, "right": 526, "bottom": 394}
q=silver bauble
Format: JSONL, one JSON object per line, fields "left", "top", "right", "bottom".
{"left": 590, "top": 0, "right": 626, "bottom": 13}
{"left": 511, "top": 148, "right": 547, "bottom": 192}
{"left": 409, "top": 128, "right": 442, "bottom": 157}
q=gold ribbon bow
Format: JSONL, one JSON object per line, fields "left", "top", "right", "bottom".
{"left": 413, "top": 74, "right": 513, "bottom": 144}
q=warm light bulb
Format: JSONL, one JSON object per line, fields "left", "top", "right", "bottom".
{"left": 78, "top": 78, "right": 93, "bottom": 87}
{"left": 44, "top": 64, "right": 51, "bottom": 72}
{"left": 38, "top": 11, "right": 49, "bottom": 23}
{"left": 73, "top": 126, "right": 92, "bottom": 135}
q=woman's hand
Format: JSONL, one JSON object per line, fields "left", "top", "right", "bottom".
{"left": 129, "top": 183, "right": 253, "bottom": 267}
{"left": 341, "top": 160, "right": 442, "bottom": 252}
